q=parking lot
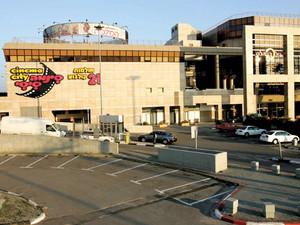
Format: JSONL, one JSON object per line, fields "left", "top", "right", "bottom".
{"left": 0, "top": 154, "right": 234, "bottom": 225}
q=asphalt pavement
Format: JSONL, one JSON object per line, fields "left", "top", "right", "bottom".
{"left": 123, "top": 124, "right": 300, "bottom": 224}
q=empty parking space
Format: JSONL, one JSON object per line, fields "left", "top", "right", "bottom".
{"left": 0, "top": 154, "right": 229, "bottom": 223}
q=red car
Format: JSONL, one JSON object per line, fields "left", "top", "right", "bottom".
{"left": 215, "top": 122, "right": 238, "bottom": 132}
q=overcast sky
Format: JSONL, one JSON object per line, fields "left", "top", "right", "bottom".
{"left": 1, "top": 0, "right": 299, "bottom": 91}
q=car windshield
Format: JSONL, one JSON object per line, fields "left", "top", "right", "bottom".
{"left": 266, "top": 131, "right": 274, "bottom": 135}
{"left": 239, "top": 126, "right": 247, "bottom": 130}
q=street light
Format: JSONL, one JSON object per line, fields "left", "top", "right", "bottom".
{"left": 94, "top": 23, "right": 104, "bottom": 126}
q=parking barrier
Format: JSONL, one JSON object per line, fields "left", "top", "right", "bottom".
{"left": 263, "top": 202, "right": 275, "bottom": 219}
{"left": 251, "top": 161, "right": 259, "bottom": 171}
{"left": 224, "top": 197, "right": 238, "bottom": 215}
{"left": 272, "top": 164, "right": 280, "bottom": 175}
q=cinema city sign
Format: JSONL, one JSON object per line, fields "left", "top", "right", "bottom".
{"left": 255, "top": 48, "right": 282, "bottom": 60}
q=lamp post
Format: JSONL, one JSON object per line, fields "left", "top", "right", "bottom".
{"left": 94, "top": 23, "right": 104, "bottom": 126}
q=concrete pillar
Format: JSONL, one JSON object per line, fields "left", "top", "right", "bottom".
{"left": 180, "top": 105, "right": 185, "bottom": 123}
{"left": 215, "top": 55, "right": 220, "bottom": 89}
{"left": 230, "top": 75, "right": 236, "bottom": 90}
{"left": 272, "top": 164, "right": 280, "bottom": 175}
{"left": 223, "top": 77, "right": 227, "bottom": 90}
{"left": 243, "top": 27, "right": 257, "bottom": 116}
{"left": 164, "top": 106, "right": 170, "bottom": 124}
{"left": 251, "top": 161, "right": 259, "bottom": 171}
{"left": 224, "top": 198, "right": 239, "bottom": 215}
{"left": 263, "top": 202, "right": 275, "bottom": 219}
{"left": 285, "top": 82, "right": 295, "bottom": 120}
{"left": 216, "top": 104, "right": 223, "bottom": 120}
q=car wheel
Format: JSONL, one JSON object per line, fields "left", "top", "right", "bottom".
{"left": 141, "top": 137, "right": 146, "bottom": 142}
{"left": 162, "top": 139, "right": 168, "bottom": 145}
{"left": 244, "top": 132, "right": 249, "bottom": 137}
{"left": 292, "top": 138, "right": 298, "bottom": 146}
{"left": 272, "top": 139, "right": 279, "bottom": 145}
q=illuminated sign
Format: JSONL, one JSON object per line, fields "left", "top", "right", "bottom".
{"left": 10, "top": 65, "right": 101, "bottom": 98}
{"left": 10, "top": 63, "right": 64, "bottom": 98}
{"left": 43, "top": 22, "right": 128, "bottom": 42}
{"left": 67, "top": 67, "right": 100, "bottom": 85}
{"left": 255, "top": 48, "right": 282, "bottom": 59}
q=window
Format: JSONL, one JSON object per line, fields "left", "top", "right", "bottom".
{"left": 253, "top": 34, "right": 287, "bottom": 75}
{"left": 46, "top": 125, "right": 56, "bottom": 132}
{"left": 158, "top": 87, "right": 164, "bottom": 93}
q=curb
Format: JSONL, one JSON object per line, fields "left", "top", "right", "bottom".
{"left": 0, "top": 189, "right": 46, "bottom": 225}
{"left": 127, "top": 142, "right": 166, "bottom": 148}
{"left": 214, "top": 186, "right": 300, "bottom": 225}
{"left": 271, "top": 157, "right": 300, "bottom": 165}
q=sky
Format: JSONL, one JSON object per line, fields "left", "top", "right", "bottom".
{"left": 0, "top": 0, "right": 299, "bottom": 91}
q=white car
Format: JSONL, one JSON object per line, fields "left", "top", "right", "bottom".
{"left": 80, "top": 133, "right": 115, "bottom": 142}
{"left": 235, "top": 126, "right": 266, "bottom": 137}
{"left": 259, "top": 130, "right": 299, "bottom": 145}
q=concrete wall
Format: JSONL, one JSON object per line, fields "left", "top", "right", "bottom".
{"left": 158, "top": 148, "right": 227, "bottom": 173}
{"left": 0, "top": 134, "right": 119, "bottom": 154}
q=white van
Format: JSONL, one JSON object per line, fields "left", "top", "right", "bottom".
{"left": 0, "top": 116, "right": 66, "bottom": 137}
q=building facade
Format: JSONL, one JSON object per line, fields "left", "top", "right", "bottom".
{"left": 1, "top": 15, "right": 300, "bottom": 128}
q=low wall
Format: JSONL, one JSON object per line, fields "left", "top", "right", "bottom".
{"left": 56, "top": 122, "right": 153, "bottom": 135}
{"left": 158, "top": 148, "right": 227, "bottom": 173}
{"left": 126, "top": 125, "right": 153, "bottom": 133}
{"left": 0, "top": 134, "right": 119, "bottom": 155}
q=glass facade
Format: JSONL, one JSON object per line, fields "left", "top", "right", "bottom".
{"left": 3, "top": 49, "right": 182, "bottom": 63}
{"left": 217, "top": 16, "right": 254, "bottom": 42}
{"left": 252, "top": 34, "right": 287, "bottom": 75}
{"left": 294, "top": 36, "right": 300, "bottom": 74}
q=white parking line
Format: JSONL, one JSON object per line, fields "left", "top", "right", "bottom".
{"left": 130, "top": 169, "right": 179, "bottom": 185}
{"left": 20, "top": 155, "right": 48, "bottom": 169}
{"left": 173, "top": 190, "right": 232, "bottom": 206}
{"left": 51, "top": 155, "right": 80, "bottom": 169}
{"left": 155, "top": 178, "right": 211, "bottom": 194}
{"left": 81, "top": 159, "right": 122, "bottom": 172}
{"left": 189, "top": 190, "right": 232, "bottom": 206}
{"left": 106, "top": 163, "right": 148, "bottom": 177}
{"left": 0, "top": 155, "right": 16, "bottom": 166}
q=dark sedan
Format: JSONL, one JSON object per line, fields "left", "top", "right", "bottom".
{"left": 138, "top": 131, "right": 177, "bottom": 144}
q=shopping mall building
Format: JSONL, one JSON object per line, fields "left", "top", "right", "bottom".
{"left": 1, "top": 14, "right": 300, "bottom": 128}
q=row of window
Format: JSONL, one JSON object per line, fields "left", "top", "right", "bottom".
{"left": 4, "top": 49, "right": 182, "bottom": 63}
{"left": 4, "top": 49, "right": 181, "bottom": 57}
{"left": 5, "top": 55, "right": 182, "bottom": 63}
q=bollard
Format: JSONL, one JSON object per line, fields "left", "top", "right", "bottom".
{"left": 272, "top": 164, "right": 280, "bottom": 175}
{"left": 296, "top": 168, "right": 300, "bottom": 179}
{"left": 224, "top": 197, "right": 239, "bottom": 215}
{"left": 251, "top": 161, "right": 259, "bottom": 171}
{"left": 263, "top": 202, "right": 275, "bottom": 219}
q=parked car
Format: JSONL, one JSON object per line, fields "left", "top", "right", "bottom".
{"left": 138, "top": 131, "right": 177, "bottom": 144}
{"left": 259, "top": 130, "right": 299, "bottom": 145}
{"left": 80, "top": 130, "right": 115, "bottom": 142}
{"left": 0, "top": 116, "right": 66, "bottom": 137}
{"left": 235, "top": 126, "right": 266, "bottom": 137}
{"left": 215, "top": 122, "right": 237, "bottom": 132}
